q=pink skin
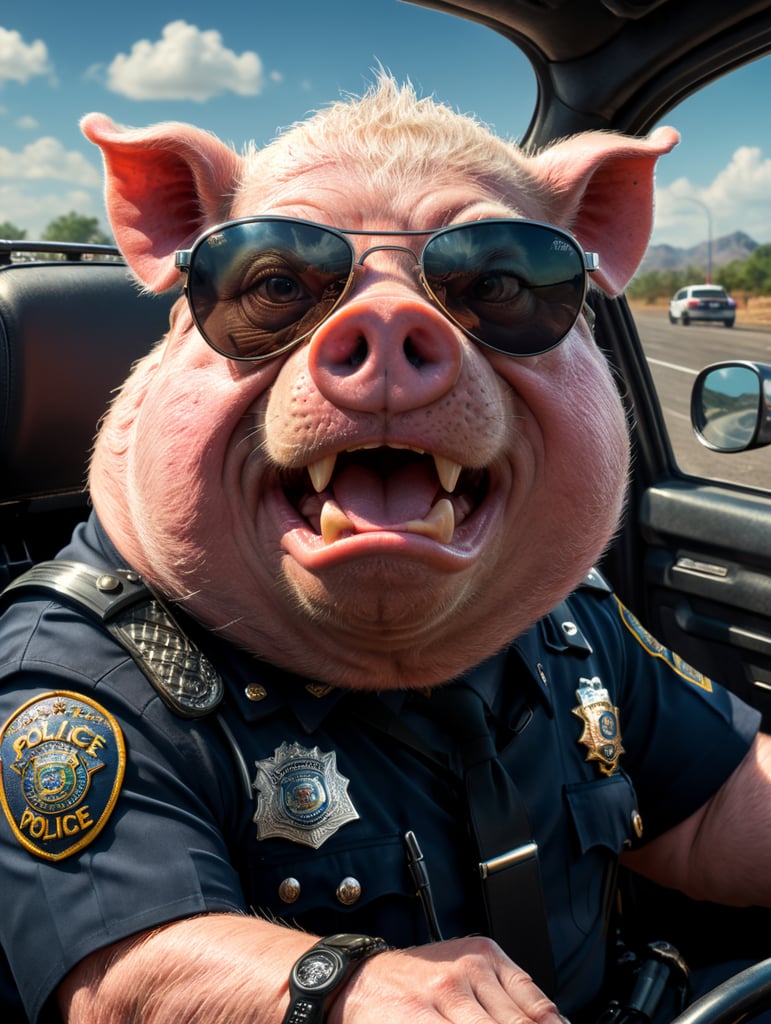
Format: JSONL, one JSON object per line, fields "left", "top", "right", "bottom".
{"left": 82, "top": 101, "right": 678, "bottom": 690}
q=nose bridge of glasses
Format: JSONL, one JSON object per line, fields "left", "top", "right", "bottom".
{"left": 355, "top": 242, "right": 422, "bottom": 269}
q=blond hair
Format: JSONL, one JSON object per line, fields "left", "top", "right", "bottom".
{"left": 242, "top": 71, "right": 546, "bottom": 209}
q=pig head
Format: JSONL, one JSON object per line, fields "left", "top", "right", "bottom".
{"left": 81, "top": 78, "right": 678, "bottom": 690}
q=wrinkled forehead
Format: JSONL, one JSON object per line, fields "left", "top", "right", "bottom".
{"left": 231, "top": 165, "right": 539, "bottom": 232}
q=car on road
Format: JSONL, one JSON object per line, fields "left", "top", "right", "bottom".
{"left": 669, "top": 283, "right": 737, "bottom": 327}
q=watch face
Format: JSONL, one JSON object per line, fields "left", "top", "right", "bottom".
{"left": 295, "top": 950, "right": 339, "bottom": 990}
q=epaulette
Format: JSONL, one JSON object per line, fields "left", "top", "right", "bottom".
{"left": 579, "top": 566, "right": 614, "bottom": 595}
{"left": 1, "top": 560, "right": 223, "bottom": 718}
{"left": 540, "top": 567, "right": 613, "bottom": 656}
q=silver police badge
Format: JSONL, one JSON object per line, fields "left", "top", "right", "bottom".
{"left": 572, "top": 676, "right": 624, "bottom": 777}
{"left": 252, "top": 742, "right": 359, "bottom": 848}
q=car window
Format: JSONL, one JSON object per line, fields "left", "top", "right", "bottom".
{"left": 692, "top": 288, "right": 727, "bottom": 299}
{"left": 631, "top": 54, "right": 771, "bottom": 492}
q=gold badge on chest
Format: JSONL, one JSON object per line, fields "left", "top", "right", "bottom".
{"left": 252, "top": 741, "right": 359, "bottom": 848}
{"left": 572, "top": 676, "right": 624, "bottom": 777}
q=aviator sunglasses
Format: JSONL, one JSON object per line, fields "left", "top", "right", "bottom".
{"left": 174, "top": 216, "right": 599, "bottom": 362}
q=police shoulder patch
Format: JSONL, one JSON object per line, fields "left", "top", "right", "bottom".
{"left": 614, "top": 596, "right": 713, "bottom": 691}
{"left": 0, "top": 690, "right": 126, "bottom": 861}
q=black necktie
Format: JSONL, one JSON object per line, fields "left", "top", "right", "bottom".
{"left": 431, "top": 682, "right": 557, "bottom": 997}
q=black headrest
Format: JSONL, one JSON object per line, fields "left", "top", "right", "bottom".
{"left": 0, "top": 254, "right": 175, "bottom": 505}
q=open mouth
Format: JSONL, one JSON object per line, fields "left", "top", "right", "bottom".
{"left": 280, "top": 444, "right": 489, "bottom": 546}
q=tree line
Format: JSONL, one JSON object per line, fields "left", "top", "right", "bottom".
{"left": 627, "top": 244, "right": 771, "bottom": 303}
{"left": 0, "top": 213, "right": 112, "bottom": 246}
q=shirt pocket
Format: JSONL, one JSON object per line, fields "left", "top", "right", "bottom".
{"left": 248, "top": 832, "right": 420, "bottom": 941}
{"left": 564, "top": 772, "right": 638, "bottom": 934}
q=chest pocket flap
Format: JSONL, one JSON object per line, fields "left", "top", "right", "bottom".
{"left": 565, "top": 772, "right": 638, "bottom": 855}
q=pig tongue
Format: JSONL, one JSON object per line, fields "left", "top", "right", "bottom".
{"left": 331, "top": 462, "right": 438, "bottom": 528}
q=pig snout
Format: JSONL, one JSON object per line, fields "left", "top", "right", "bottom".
{"left": 306, "top": 290, "right": 464, "bottom": 415}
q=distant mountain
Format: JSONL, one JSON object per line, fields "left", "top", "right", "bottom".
{"left": 638, "top": 231, "right": 759, "bottom": 274}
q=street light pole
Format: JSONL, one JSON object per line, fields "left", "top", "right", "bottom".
{"left": 683, "top": 197, "right": 713, "bottom": 282}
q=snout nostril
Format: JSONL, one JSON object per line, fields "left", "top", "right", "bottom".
{"left": 403, "top": 337, "right": 424, "bottom": 369}
{"left": 349, "top": 337, "right": 368, "bottom": 369}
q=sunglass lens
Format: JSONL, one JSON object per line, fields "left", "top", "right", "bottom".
{"left": 188, "top": 220, "right": 353, "bottom": 360}
{"left": 422, "top": 221, "right": 586, "bottom": 356}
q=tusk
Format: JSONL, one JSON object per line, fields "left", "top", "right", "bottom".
{"left": 308, "top": 453, "right": 337, "bottom": 493}
{"left": 405, "top": 498, "right": 455, "bottom": 544}
{"left": 433, "top": 455, "right": 462, "bottom": 494}
{"left": 320, "top": 501, "right": 356, "bottom": 543}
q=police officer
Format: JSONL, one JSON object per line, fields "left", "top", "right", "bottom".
{"left": 0, "top": 511, "right": 760, "bottom": 1023}
{"left": 1, "top": 78, "right": 770, "bottom": 1024}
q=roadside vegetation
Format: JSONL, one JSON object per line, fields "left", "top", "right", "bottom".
{"left": 0, "top": 214, "right": 112, "bottom": 246}
{"left": 628, "top": 244, "right": 771, "bottom": 304}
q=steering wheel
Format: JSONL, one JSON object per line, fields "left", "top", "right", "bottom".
{"left": 670, "top": 959, "right": 771, "bottom": 1024}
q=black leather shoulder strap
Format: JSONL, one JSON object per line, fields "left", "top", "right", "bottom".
{"left": 1, "top": 560, "right": 223, "bottom": 718}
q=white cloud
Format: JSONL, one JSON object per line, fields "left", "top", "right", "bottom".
{"left": 0, "top": 184, "right": 103, "bottom": 237}
{"left": 653, "top": 146, "right": 771, "bottom": 246}
{"left": 0, "top": 137, "right": 102, "bottom": 186}
{"left": 106, "top": 20, "right": 264, "bottom": 101}
{"left": 15, "top": 115, "right": 39, "bottom": 130}
{"left": 0, "top": 27, "right": 50, "bottom": 85}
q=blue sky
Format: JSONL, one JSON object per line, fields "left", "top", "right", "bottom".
{"left": 3, "top": 0, "right": 771, "bottom": 250}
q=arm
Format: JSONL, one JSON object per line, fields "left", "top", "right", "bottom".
{"left": 621, "top": 731, "right": 771, "bottom": 905}
{"left": 57, "top": 916, "right": 565, "bottom": 1024}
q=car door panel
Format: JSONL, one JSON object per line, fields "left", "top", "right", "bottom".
{"left": 641, "top": 481, "right": 771, "bottom": 729}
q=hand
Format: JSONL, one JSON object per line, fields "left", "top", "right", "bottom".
{"left": 332, "top": 936, "right": 566, "bottom": 1024}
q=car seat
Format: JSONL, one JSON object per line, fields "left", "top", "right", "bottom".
{"left": 0, "top": 242, "right": 176, "bottom": 587}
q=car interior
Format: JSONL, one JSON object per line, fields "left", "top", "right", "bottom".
{"left": 0, "top": 244, "right": 175, "bottom": 588}
{"left": 2, "top": 0, "right": 771, "bottom": 1019}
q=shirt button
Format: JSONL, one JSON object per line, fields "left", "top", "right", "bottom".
{"left": 631, "top": 810, "right": 644, "bottom": 839}
{"left": 336, "top": 877, "right": 362, "bottom": 905}
{"left": 245, "top": 683, "right": 268, "bottom": 702}
{"left": 278, "top": 878, "right": 301, "bottom": 903}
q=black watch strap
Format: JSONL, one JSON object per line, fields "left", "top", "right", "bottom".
{"left": 282, "top": 933, "right": 387, "bottom": 1024}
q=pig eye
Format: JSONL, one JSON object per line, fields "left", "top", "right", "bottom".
{"left": 239, "top": 261, "right": 348, "bottom": 326}
{"left": 254, "top": 272, "right": 305, "bottom": 305}
{"left": 464, "top": 272, "right": 525, "bottom": 305}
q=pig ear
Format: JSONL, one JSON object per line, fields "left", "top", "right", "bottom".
{"left": 531, "top": 126, "right": 680, "bottom": 296}
{"left": 81, "top": 113, "right": 243, "bottom": 292}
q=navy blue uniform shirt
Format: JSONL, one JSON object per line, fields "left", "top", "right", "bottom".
{"left": 0, "top": 514, "right": 761, "bottom": 1023}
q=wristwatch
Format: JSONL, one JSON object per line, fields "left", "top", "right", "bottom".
{"left": 281, "top": 933, "right": 388, "bottom": 1024}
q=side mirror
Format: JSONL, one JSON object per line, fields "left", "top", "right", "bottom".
{"left": 690, "top": 361, "right": 771, "bottom": 452}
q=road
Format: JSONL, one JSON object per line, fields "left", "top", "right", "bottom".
{"left": 632, "top": 308, "right": 771, "bottom": 489}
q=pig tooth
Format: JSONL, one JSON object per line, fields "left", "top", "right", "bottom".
{"left": 320, "top": 501, "right": 356, "bottom": 544}
{"left": 308, "top": 453, "right": 337, "bottom": 493}
{"left": 433, "top": 455, "right": 462, "bottom": 494}
{"left": 405, "top": 498, "right": 455, "bottom": 544}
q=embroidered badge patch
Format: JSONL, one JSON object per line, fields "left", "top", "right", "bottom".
{"left": 0, "top": 691, "right": 126, "bottom": 861}
{"left": 614, "top": 596, "right": 713, "bottom": 691}
{"left": 572, "top": 676, "right": 624, "bottom": 776}
{"left": 252, "top": 741, "right": 359, "bottom": 849}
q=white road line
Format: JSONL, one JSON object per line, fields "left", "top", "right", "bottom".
{"left": 647, "top": 358, "right": 698, "bottom": 376}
